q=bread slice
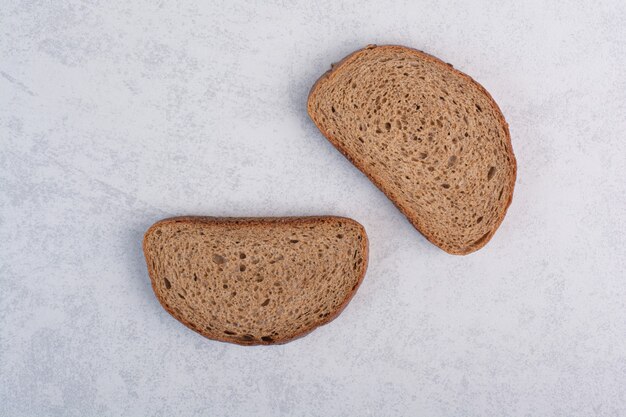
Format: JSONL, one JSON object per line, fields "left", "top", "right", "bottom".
{"left": 143, "top": 216, "right": 368, "bottom": 345}
{"left": 308, "top": 45, "right": 516, "bottom": 255}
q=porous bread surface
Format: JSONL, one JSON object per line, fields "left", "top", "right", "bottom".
{"left": 143, "top": 216, "right": 368, "bottom": 345}
{"left": 308, "top": 45, "right": 516, "bottom": 254}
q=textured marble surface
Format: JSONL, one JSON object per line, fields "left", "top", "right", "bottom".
{"left": 1, "top": 1, "right": 626, "bottom": 416}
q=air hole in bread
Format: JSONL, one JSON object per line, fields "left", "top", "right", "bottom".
{"left": 163, "top": 278, "right": 171, "bottom": 289}
{"left": 487, "top": 166, "right": 496, "bottom": 180}
{"left": 212, "top": 254, "right": 226, "bottom": 264}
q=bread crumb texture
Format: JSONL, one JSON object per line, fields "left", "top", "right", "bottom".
{"left": 143, "top": 217, "right": 368, "bottom": 345}
{"left": 308, "top": 45, "right": 516, "bottom": 254}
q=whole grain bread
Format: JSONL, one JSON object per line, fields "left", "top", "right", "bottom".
{"left": 308, "top": 45, "right": 516, "bottom": 255}
{"left": 143, "top": 216, "right": 368, "bottom": 345}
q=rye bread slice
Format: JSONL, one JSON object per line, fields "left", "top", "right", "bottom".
{"left": 308, "top": 45, "right": 516, "bottom": 255}
{"left": 143, "top": 216, "right": 368, "bottom": 345}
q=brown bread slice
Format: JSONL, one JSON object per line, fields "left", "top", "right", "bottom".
{"left": 308, "top": 45, "right": 516, "bottom": 255}
{"left": 143, "top": 216, "right": 368, "bottom": 345}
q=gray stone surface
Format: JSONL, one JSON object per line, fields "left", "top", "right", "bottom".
{"left": 1, "top": 1, "right": 625, "bottom": 416}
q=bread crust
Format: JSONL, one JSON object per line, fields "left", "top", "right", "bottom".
{"left": 307, "top": 45, "right": 516, "bottom": 255}
{"left": 143, "top": 216, "right": 369, "bottom": 345}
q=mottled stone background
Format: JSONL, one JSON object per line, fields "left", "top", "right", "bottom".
{"left": 1, "top": 1, "right": 625, "bottom": 416}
